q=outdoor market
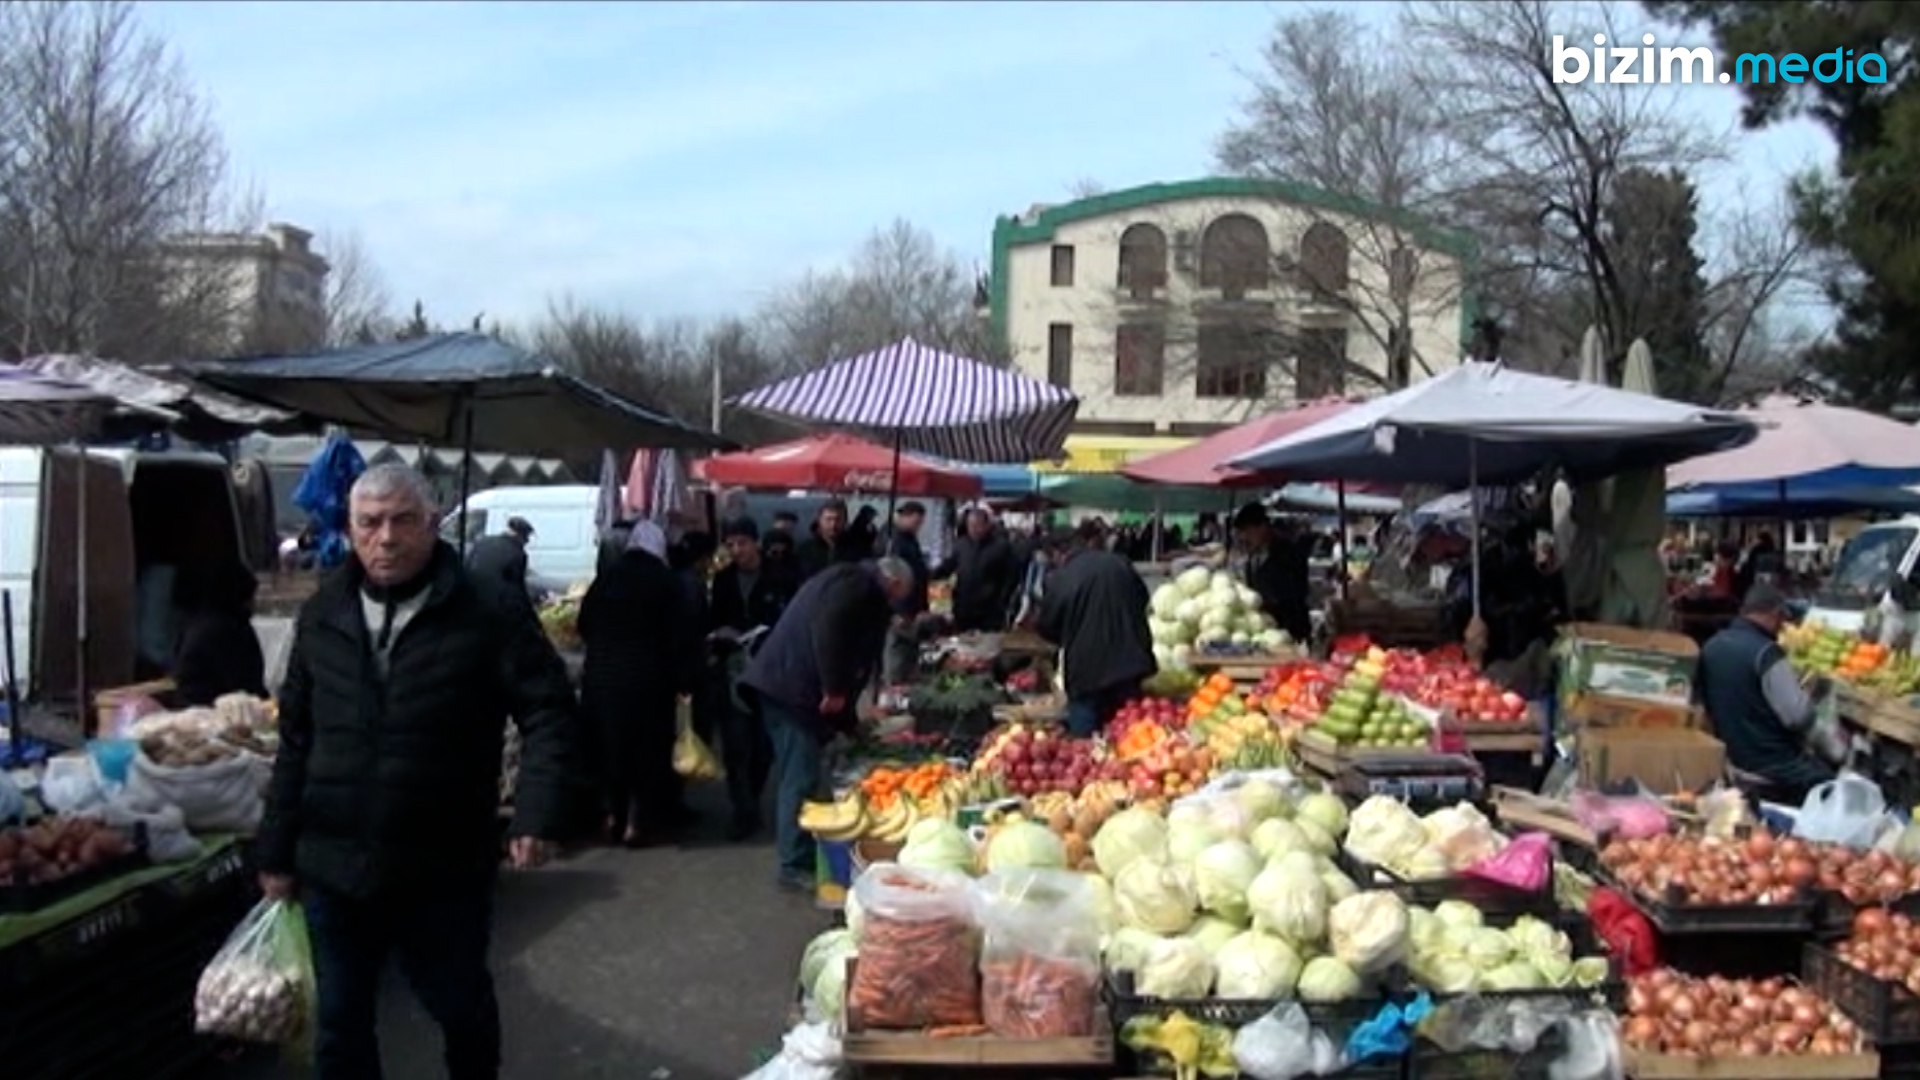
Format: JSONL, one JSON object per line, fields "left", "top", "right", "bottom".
{"left": 11, "top": 328, "right": 1920, "bottom": 1080}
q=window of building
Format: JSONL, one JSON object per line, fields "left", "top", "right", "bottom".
{"left": 1117, "top": 223, "right": 1169, "bottom": 297}
{"left": 1196, "top": 323, "right": 1268, "bottom": 399}
{"left": 1114, "top": 323, "right": 1165, "bottom": 396}
{"left": 1047, "top": 323, "right": 1074, "bottom": 389}
{"left": 1050, "top": 245, "right": 1076, "bottom": 287}
{"left": 1297, "top": 327, "right": 1349, "bottom": 399}
{"left": 1299, "top": 222, "right": 1351, "bottom": 295}
{"left": 1198, "top": 214, "right": 1271, "bottom": 299}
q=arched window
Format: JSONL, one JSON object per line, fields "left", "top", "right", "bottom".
{"left": 1299, "top": 222, "right": 1351, "bottom": 295}
{"left": 1117, "top": 223, "right": 1169, "bottom": 297}
{"left": 1198, "top": 214, "right": 1271, "bottom": 299}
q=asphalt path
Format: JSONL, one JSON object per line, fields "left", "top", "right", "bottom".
{"left": 212, "top": 783, "right": 832, "bottom": 1080}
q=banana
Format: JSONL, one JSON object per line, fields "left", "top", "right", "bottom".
{"left": 813, "top": 804, "right": 872, "bottom": 843}
{"left": 866, "top": 800, "right": 914, "bottom": 844}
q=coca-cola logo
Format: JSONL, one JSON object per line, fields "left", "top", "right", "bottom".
{"left": 841, "top": 470, "right": 894, "bottom": 490}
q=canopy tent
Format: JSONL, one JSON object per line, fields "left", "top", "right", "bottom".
{"left": 731, "top": 338, "right": 1077, "bottom": 465}
{"left": 1666, "top": 485, "right": 1920, "bottom": 519}
{"left": 691, "top": 432, "right": 983, "bottom": 499}
{"left": 1272, "top": 483, "right": 1399, "bottom": 515}
{"left": 967, "top": 462, "right": 1039, "bottom": 499}
{"left": 1668, "top": 394, "right": 1920, "bottom": 495}
{"left": 1036, "top": 473, "right": 1234, "bottom": 515}
{"left": 21, "top": 353, "right": 300, "bottom": 442}
{"left": 1030, "top": 434, "right": 1192, "bottom": 475}
{"left": 1227, "top": 361, "right": 1757, "bottom": 487}
{"left": 1121, "top": 398, "right": 1359, "bottom": 488}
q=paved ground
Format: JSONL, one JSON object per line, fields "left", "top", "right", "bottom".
{"left": 213, "top": 784, "right": 833, "bottom": 1080}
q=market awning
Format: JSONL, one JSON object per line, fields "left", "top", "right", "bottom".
{"left": 1030, "top": 434, "right": 1194, "bottom": 475}
{"left": 691, "top": 432, "right": 983, "bottom": 499}
{"left": 0, "top": 364, "right": 173, "bottom": 444}
{"left": 1668, "top": 394, "right": 1920, "bottom": 493}
{"left": 21, "top": 353, "right": 303, "bottom": 442}
{"left": 1121, "top": 399, "right": 1357, "bottom": 487}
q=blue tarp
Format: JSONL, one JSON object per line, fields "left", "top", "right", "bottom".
{"left": 1666, "top": 485, "right": 1920, "bottom": 519}
{"left": 293, "top": 433, "right": 365, "bottom": 568}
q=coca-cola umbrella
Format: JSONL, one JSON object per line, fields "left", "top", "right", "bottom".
{"left": 692, "top": 432, "right": 983, "bottom": 499}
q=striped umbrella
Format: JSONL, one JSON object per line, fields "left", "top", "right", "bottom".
{"left": 731, "top": 338, "right": 1078, "bottom": 464}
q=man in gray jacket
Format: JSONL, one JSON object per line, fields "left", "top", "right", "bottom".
{"left": 1698, "top": 583, "right": 1835, "bottom": 804}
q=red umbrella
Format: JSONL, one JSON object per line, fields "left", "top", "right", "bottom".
{"left": 1120, "top": 398, "right": 1360, "bottom": 488}
{"left": 691, "top": 432, "right": 984, "bottom": 499}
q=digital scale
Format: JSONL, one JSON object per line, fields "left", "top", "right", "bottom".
{"left": 1335, "top": 751, "right": 1486, "bottom": 806}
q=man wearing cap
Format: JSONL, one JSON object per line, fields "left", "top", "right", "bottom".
{"left": 1699, "top": 583, "right": 1836, "bottom": 804}
{"left": 467, "top": 516, "right": 535, "bottom": 602}
{"left": 1037, "top": 522, "right": 1156, "bottom": 737}
{"left": 1232, "top": 504, "right": 1312, "bottom": 644}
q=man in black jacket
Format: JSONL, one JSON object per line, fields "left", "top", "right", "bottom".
{"left": 882, "top": 502, "right": 931, "bottom": 684}
{"left": 796, "top": 499, "right": 858, "bottom": 580}
{"left": 742, "top": 556, "right": 912, "bottom": 889}
{"left": 465, "top": 515, "right": 534, "bottom": 598}
{"left": 933, "top": 505, "right": 1019, "bottom": 633}
{"left": 1233, "top": 504, "right": 1312, "bottom": 643}
{"left": 1038, "top": 522, "right": 1156, "bottom": 737}
{"left": 709, "top": 518, "right": 799, "bottom": 840}
{"left": 258, "top": 464, "right": 582, "bottom": 1080}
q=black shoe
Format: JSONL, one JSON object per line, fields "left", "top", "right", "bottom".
{"left": 776, "top": 872, "right": 813, "bottom": 893}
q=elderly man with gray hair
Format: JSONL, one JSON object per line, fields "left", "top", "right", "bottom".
{"left": 742, "top": 554, "right": 913, "bottom": 889}
{"left": 257, "top": 462, "right": 584, "bottom": 1080}
{"left": 1699, "top": 582, "right": 1837, "bottom": 805}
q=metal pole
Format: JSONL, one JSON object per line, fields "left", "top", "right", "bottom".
{"left": 456, "top": 398, "right": 476, "bottom": 557}
{"left": 2, "top": 590, "right": 20, "bottom": 765}
{"left": 886, "top": 430, "right": 903, "bottom": 524}
{"left": 1469, "top": 441, "right": 1482, "bottom": 621}
{"left": 75, "top": 446, "right": 89, "bottom": 730}
{"left": 1336, "top": 480, "right": 1351, "bottom": 601}
{"left": 710, "top": 354, "right": 723, "bottom": 434}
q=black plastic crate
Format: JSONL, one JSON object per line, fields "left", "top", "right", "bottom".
{"left": 1407, "top": 913, "right": 1625, "bottom": 1011}
{"left": 1338, "top": 850, "right": 1556, "bottom": 920}
{"left": 0, "top": 823, "right": 150, "bottom": 914}
{"left": 1804, "top": 942, "right": 1920, "bottom": 1046}
{"left": 1105, "top": 970, "right": 1404, "bottom": 1079}
{"left": 1594, "top": 864, "right": 1816, "bottom": 934}
{"left": 1814, "top": 891, "right": 1920, "bottom": 941}
{"left": 1408, "top": 1027, "right": 1566, "bottom": 1080}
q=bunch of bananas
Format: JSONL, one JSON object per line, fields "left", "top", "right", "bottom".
{"left": 1857, "top": 651, "right": 1920, "bottom": 696}
{"left": 797, "top": 777, "right": 971, "bottom": 844}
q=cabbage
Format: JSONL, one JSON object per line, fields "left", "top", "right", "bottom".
{"left": 1414, "top": 954, "right": 1478, "bottom": 994}
{"left": 1199, "top": 608, "right": 1233, "bottom": 634}
{"left": 1175, "top": 599, "right": 1204, "bottom": 625}
{"left": 1251, "top": 818, "right": 1308, "bottom": 860}
{"left": 1138, "top": 936, "right": 1215, "bottom": 999}
{"left": 1272, "top": 850, "right": 1320, "bottom": 877}
{"left": 986, "top": 820, "right": 1067, "bottom": 872}
{"left": 1084, "top": 874, "right": 1118, "bottom": 938}
{"left": 1461, "top": 927, "right": 1513, "bottom": 969}
{"left": 1233, "top": 780, "right": 1286, "bottom": 824}
{"left": 799, "top": 928, "right": 855, "bottom": 990}
{"left": 1211, "top": 571, "right": 1236, "bottom": 593}
{"left": 1177, "top": 566, "right": 1212, "bottom": 597}
{"left": 845, "top": 886, "right": 867, "bottom": 937}
{"left": 1193, "top": 840, "right": 1263, "bottom": 924}
{"left": 1345, "top": 796, "right": 1427, "bottom": 870}
{"left": 1194, "top": 628, "right": 1230, "bottom": 650}
{"left": 1295, "top": 818, "right": 1338, "bottom": 857}
{"left": 1532, "top": 951, "right": 1575, "bottom": 988}
{"left": 1255, "top": 629, "right": 1288, "bottom": 651}
{"left": 1185, "top": 915, "right": 1244, "bottom": 954}
{"left": 1171, "top": 644, "right": 1194, "bottom": 669}
{"left": 1482, "top": 961, "right": 1545, "bottom": 992}
{"left": 1297, "top": 956, "right": 1363, "bottom": 1003}
{"left": 1093, "top": 808, "right": 1170, "bottom": 879}
{"left": 1206, "top": 798, "right": 1256, "bottom": 840}
{"left": 1432, "top": 900, "right": 1483, "bottom": 930}
{"left": 1402, "top": 847, "right": 1450, "bottom": 881}
{"left": 899, "top": 819, "right": 975, "bottom": 875}
{"left": 1407, "top": 908, "right": 1443, "bottom": 953}
{"left": 1235, "top": 584, "right": 1262, "bottom": 610}
{"left": 1328, "top": 892, "right": 1408, "bottom": 974}
{"left": 1152, "top": 583, "right": 1186, "bottom": 618}
{"left": 1153, "top": 643, "right": 1174, "bottom": 670}
{"left": 1507, "top": 916, "right": 1571, "bottom": 964}
{"left": 1571, "top": 957, "right": 1610, "bottom": 988}
{"left": 812, "top": 944, "right": 855, "bottom": 1021}
{"left": 1149, "top": 618, "right": 1182, "bottom": 645}
{"left": 1214, "top": 931, "right": 1303, "bottom": 999}
{"left": 1105, "top": 927, "right": 1164, "bottom": 973}
{"left": 1421, "top": 804, "right": 1501, "bottom": 868}
{"left": 1168, "top": 819, "right": 1224, "bottom": 865}
{"left": 1247, "top": 862, "right": 1328, "bottom": 945}
{"left": 1114, "top": 859, "right": 1199, "bottom": 934}
{"left": 1230, "top": 630, "right": 1252, "bottom": 648}
{"left": 1295, "top": 792, "right": 1350, "bottom": 839}
{"left": 1320, "top": 868, "right": 1359, "bottom": 903}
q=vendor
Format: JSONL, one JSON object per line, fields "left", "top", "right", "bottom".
{"left": 1037, "top": 522, "right": 1156, "bottom": 737}
{"left": 1699, "top": 583, "right": 1836, "bottom": 805}
{"left": 932, "top": 504, "right": 1020, "bottom": 633}
{"left": 166, "top": 559, "right": 268, "bottom": 708}
{"left": 1231, "top": 504, "right": 1311, "bottom": 643}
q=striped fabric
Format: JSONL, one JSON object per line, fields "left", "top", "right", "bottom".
{"left": 0, "top": 365, "right": 112, "bottom": 445}
{"left": 731, "top": 338, "right": 1078, "bottom": 464}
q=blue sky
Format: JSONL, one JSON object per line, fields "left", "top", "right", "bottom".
{"left": 140, "top": 0, "right": 1834, "bottom": 329}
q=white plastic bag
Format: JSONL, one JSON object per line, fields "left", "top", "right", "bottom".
{"left": 1795, "top": 773, "right": 1886, "bottom": 849}
{"left": 1233, "top": 1003, "right": 1341, "bottom": 1080}
{"left": 42, "top": 753, "right": 110, "bottom": 813}
{"left": 740, "top": 1022, "right": 841, "bottom": 1080}
{"left": 125, "top": 748, "right": 264, "bottom": 833}
{"left": 1548, "top": 1012, "right": 1624, "bottom": 1080}
{"left": 82, "top": 794, "right": 203, "bottom": 863}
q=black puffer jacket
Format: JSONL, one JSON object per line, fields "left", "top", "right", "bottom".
{"left": 257, "top": 543, "right": 584, "bottom": 898}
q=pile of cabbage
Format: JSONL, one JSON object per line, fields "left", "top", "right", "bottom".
{"left": 1092, "top": 778, "right": 1403, "bottom": 1004}
{"left": 1342, "top": 795, "right": 1506, "bottom": 882}
{"left": 1148, "top": 568, "right": 1293, "bottom": 670}
{"left": 1406, "top": 902, "right": 1611, "bottom": 994}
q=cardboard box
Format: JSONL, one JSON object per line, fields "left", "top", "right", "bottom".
{"left": 1563, "top": 691, "right": 1705, "bottom": 730}
{"left": 1559, "top": 622, "right": 1699, "bottom": 709}
{"left": 1578, "top": 726, "right": 1726, "bottom": 795}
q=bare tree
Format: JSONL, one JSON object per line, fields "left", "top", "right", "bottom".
{"left": 0, "top": 1, "right": 250, "bottom": 363}
{"left": 315, "top": 227, "right": 394, "bottom": 345}
{"left": 758, "top": 218, "right": 1002, "bottom": 370}
{"left": 1067, "top": 178, "right": 1107, "bottom": 199}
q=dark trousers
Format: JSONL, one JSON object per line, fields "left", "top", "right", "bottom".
{"left": 718, "top": 671, "right": 773, "bottom": 830}
{"left": 762, "top": 697, "right": 826, "bottom": 880}
{"left": 1066, "top": 681, "right": 1139, "bottom": 738}
{"left": 305, "top": 878, "right": 500, "bottom": 1080}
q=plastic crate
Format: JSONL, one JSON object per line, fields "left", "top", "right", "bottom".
{"left": 1595, "top": 864, "right": 1816, "bottom": 934}
{"left": 1408, "top": 1027, "right": 1566, "bottom": 1080}
{"left": 1409, "top": 914, "right": 1625, "bottom": 1011}
{"left": 1803, "top": 942, "right": 1920, "bottom": 1046}
{"left": 1338, "top": 850, "right": 1556, "bottom": 920}
{"left": 1104, "top": 971, "right": 1403, "bottom": 1080}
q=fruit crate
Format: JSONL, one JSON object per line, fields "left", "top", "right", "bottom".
{"left": 1336, "top": 850, "right": 1556, "bottom": 921}
{"left": 1103, "top": 971, "right": 1401, "bottom": 1080}
{"left": 1802, "top": 941, "right": 1920, "bottom": 1046}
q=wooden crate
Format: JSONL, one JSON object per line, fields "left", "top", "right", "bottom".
{"left": 841, "top": 957, "right": 1114, "bottom": 1070}
{"left": 1625, "top": 1048, "right": 1878, "bottom": 1079}
{"left": 1295, "top": 728, "right": 1409, "bottom": 777}
{"left": 1490, "top": 786, "right": 1598, "bottom": 849}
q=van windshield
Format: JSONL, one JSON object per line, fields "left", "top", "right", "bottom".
{"left": 1817, "top": 526, "right": 1917, "bottom": 611}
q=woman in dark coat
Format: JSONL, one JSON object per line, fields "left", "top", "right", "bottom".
{"left": 578, "top": 521, "right": 699, "bottom": 847}
{"left": 167, "top": 560, "right": 268, "bottom": 708}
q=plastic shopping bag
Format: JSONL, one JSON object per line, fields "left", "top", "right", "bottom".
{"left": 972, "top": 869, "right": 1102, "bottom": 1038}
{"left": 195, "top": 898, "right": 316, "bottom": 1053}
{"left": 1795, "top": 773, "right": 1886, "bottom": 849}
{"left": 1465, "top": 832, "right": 1554, "bottom": 892}
{"left": 672, "top": 700, "right": 724, "bottom": 782}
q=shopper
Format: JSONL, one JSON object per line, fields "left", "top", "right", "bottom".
{"left": 796, "top": 499, "right": 854, "bottom": 579}
{"left": 882, "top": 501, "right": 931, "bottom": 684}
{"left": 166, "top": 559, "right": 268, "bottom": 707}
{"left": 465, "top": 515, "right": 535, "bottom": 599}
{"left": 933, "top": 505, "right": 1020, "bottom": 633}
{"left": 741, "top": 556, "right": 911, "bottom": 890}
{"left": 257, "top": 463, "right": 583, "bottom": 1080}
{"left": 579, "top": 520, "right": 701, "bottom": 847}
{"left": 1232, "top": 503, "right": 1312, "bottom": 643}
{"left": 1037, "top": 522, "right": 1156, "bottom": 737}
{"left": 1699, "top": 583, "right": 1836, "bottom": 805}
{"left": 709, "top": 517, "right": 798, "bottom": 840}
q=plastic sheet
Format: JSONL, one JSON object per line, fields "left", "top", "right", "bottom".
{"left": 1587, "top": 888, "right": 1659, "bottom": 975}
{"left": 740, "top": 1022, "right": 842, "bottom": 1080}
{"left": 1569, "top": 791, "right": 1670, "bottom": 839}
{"left": 1465, "top": 831, "right": 1553, "bottom": 891}
{"left": 1232, "top": 1004, "right": 1340, "bottom": 1080}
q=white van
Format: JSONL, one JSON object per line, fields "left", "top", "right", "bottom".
{"left": 1805, "top": 515, "right": 1920, "bottom": 633}
{"left": 442, "top": 484, "right": 603, "bottom": 594}
{"left": 0, "top": 446, "right": 246, "bottom": 703}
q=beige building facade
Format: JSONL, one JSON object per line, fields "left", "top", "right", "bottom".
{"left": 165, "top": 223, "right": 330, "bottom": 353}
{"left": 988, "top": 178, "right": 1474, "bottom": 440}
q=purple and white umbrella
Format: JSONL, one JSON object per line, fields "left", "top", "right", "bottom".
{"left": 731, "top": 338, "right": 1078, "bottom": 464}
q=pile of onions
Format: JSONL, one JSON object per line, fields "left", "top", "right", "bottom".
{"left": 1835, "top": 907, "right": 1920, "bottom": 997}
{"left": 1812, "top": 846, "right": 1920, "bottom": 907}
{"left": 1621, "top": 970, "right": 1864, "bottom": 1057}
{"left": 1600, "top": 833, "right": 1814, "bottom": 906}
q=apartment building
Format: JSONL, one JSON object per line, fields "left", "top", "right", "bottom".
{"left": 987, "top": 178, "right": 1473, "bottom": 463}
{"left": 165, "top": 223, "right": 331, "bottom": 354}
